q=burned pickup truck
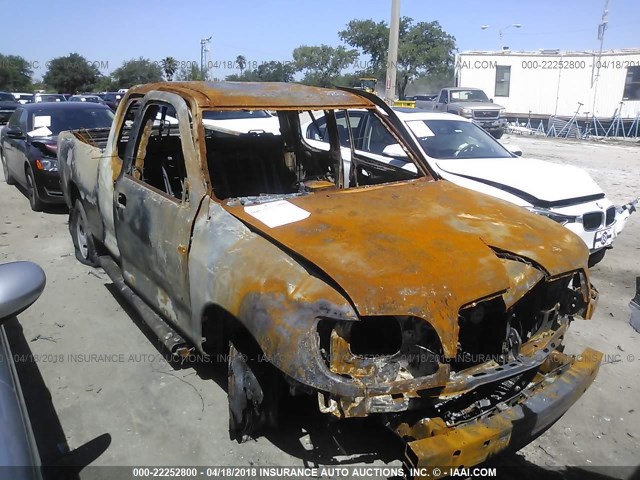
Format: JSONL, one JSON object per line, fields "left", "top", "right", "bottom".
{"left": 58, "top": 81, "right": 602, "bottom": 472}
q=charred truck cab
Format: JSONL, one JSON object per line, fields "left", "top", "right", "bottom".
{"left": 57, "top": 82, "right": 602, "bottom": 475}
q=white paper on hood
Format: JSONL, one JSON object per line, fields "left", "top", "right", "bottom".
{"left": 33, "top": 115, "right": 51, "bottom": 128}
{"left": 244, "top": 200, "right": 310, "bottom": 228}
{"left": 407, "top": 120, "right": 434, "bottom": 137}
{"left": 27, "top": 126, "right": 53, "bottom": 137}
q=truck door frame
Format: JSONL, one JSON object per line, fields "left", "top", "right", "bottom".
{"left": 113, "top": 91, "right": 207, "bottom": 336}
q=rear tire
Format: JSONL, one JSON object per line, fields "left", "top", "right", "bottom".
{"left": 26, "top": 167, "right": 43, "bottom": 211}
{"left": 70, "top": 199, "right": 99, "bottom": 267}
{"left": 1, "top": 149, "right": 15, "bottom": 185}
{"left": 228, "top": 339, "right": 279, "bottom": 442}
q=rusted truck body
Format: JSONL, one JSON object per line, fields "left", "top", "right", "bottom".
{"left": 57, "top": 81, "right": 602, "bottom": 473}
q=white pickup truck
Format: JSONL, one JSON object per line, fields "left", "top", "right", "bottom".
{"left": 416, "top": 87, "right": 507, "bottom": 138}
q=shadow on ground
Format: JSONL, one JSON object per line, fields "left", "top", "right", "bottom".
{"left": 14, "top": 184, "right": 69, "bottom": 216}
{"left": 5, "top": 316, "right": 111, "bottom": 480}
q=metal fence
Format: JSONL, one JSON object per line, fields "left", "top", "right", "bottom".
{"left": 507, "top": 112, "right": 640, "bottom": 139}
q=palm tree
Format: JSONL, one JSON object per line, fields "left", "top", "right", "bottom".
{"left": 236, "top": 55, "right": 247, "bottom": 76}
{"left": 161, "top": 57, "right": 179, "bottom": 81}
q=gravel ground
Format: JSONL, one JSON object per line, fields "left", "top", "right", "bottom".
{"left": 1, "top": 134, "right": 639, "bottom": 479}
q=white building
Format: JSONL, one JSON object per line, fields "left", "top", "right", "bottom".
{"left": 455, "top": 49, "right": 640, "bottom": 119}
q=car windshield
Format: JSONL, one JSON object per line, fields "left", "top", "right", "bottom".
{"left": 30, "top": 108, "right": 115, "bottom": 136}
{"left": 449, "top": 90, "right": 489, "bottom": 102}
{"left": 0, "top": 93, "right": 16, "bottom": 101}
{"left": 203, "top": 110, "right": 271, "bottom": 120}
{"left": 406, "top": 119, "right": 512, "bottom": 159}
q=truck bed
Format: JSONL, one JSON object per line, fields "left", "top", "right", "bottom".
{"left": 67, "top": 127, "right": 112, "bottom": 150}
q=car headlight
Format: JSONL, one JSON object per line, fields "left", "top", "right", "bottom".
{"left": 499, "top": 108, "right": 506, "bottom": 117}
{"left": 35, "top": 158, "right": 58, "bottom": 172}
{"left": 460, "top": 108, "right": 473, "bottom": 118}
{"left": 529, "top": 207, "right": 577, "bottom": 225}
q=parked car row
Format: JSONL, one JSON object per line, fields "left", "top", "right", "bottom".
{"left": 0, "top": 91, "right": 126, "bottom": 117}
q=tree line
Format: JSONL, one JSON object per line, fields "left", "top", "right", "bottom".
{"left": 0, "top": 16, "right": 456, "bottom": 98}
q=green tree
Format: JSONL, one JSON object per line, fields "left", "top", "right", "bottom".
{"left": 339, "top": 19, "right": 390, "bottom": 74}
{"left": 161, "top": 57, "right": 179, "bottom": 81}
{"left": 0, "top": 54, "right": 33, "bottom": 91}
{"left": 42, "top": 53, "right": 99, "bottom": 93}
{"left": 292, "top": 45, "right": 358, "bottom": 87}
{"left": 225, "top": 71, "right": 256, "bottom": 82}
{"left": 406, "top": 70, "right": 454, "bottom": 96}
{"left": 255, "top": 61, "right": 295, "bottom": 82}
{"left": 236, "top": 55, "right": 247, "bottom": 76}
{"left": 339, "top": 17, "right": 456, "bottom": 99}
{"left": 175, "top": 63, "right": 206, "bottom": 81}
{"left": 226, "top": 61, "right": 295, "bottom": 83}
{"left": 112, "top": 57, "right": 163, "bottom": 88}
{"left": 91, "top": 74, "right": 118, "bottom": 92}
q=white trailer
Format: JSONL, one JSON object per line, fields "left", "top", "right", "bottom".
{"left": 455, "top": 49, "right": 640, "bottom": 119}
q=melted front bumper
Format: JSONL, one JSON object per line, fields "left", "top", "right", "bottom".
{"left": 400, "top": 348, "right": 602, "bottom": 477}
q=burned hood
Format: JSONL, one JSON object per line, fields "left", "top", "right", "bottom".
{"left": 223, "top": 180, "right": 588, "bottom": 356}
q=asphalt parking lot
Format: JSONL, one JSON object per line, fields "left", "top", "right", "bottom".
{"left": 1, "top": 134, "right": 639, "bottom": 479}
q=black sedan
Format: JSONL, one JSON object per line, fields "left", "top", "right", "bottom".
{"left": 0, "top": 102, "right": 114, "bottom": 211}
{"left": 0, "top": 92, "right": 20, "bottom": 125}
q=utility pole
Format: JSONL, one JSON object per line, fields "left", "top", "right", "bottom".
{"left": 385, "top": 0, "right": 400, "bottom": 104}
{"left": 200, "top": 37, "right": 212, "bottom": 80}
{"left": 591, "top": 0, "right": 609, "bottom": 115}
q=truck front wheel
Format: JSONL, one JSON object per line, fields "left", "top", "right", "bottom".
{"left": 228, "top": 340, "right": 279, "bottom": 442}
{"left": 70, "top": 199, "right": 99, "bottom": 267}
{"left": 491, "top": 130, "right": 504, "bottom": 139}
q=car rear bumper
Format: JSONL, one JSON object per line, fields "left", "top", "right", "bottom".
{"left": 401, "top": 347, "right": 602, "bottom": 477}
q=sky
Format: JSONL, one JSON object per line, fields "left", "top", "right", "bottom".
{"left": 2, "top": 0, "right": 639, "bottom": 81}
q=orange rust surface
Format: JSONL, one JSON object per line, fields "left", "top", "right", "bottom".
{"left": 329, "top": 329, "right": 375, "bottom": 378}
{"left": 124, "top": 81, "right": 375, "bottom": 110}
{"left": 225, "top": 179, "right": 589, "bottom": 357}
{"left": 404, "top": 348, "right": 602, "bottom": 475}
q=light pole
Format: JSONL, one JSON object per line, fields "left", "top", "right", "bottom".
{"left": 200, "top": 37, "right": 212, "bottom": 80}
{"left": 481, "top": 24, "right": 522, "bottom": 50}
{"left": 385, "top": 0, "right": 401, "bottom": 104}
